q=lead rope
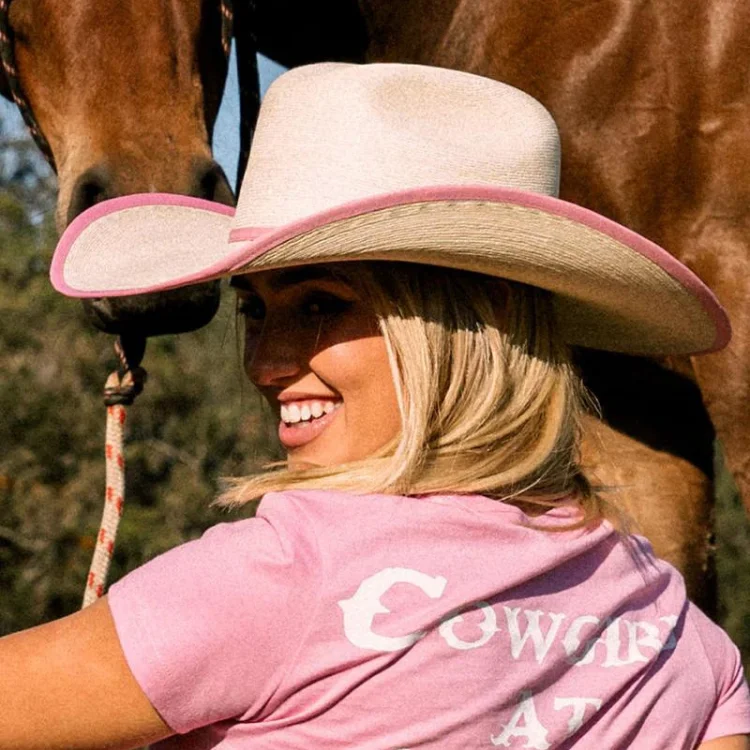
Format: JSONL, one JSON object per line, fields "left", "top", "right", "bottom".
{"left": 77, "top": 1, "right": 240, "bottom": 608}
{"left": 82, "top": 337, "right": 146, "bottom": 608}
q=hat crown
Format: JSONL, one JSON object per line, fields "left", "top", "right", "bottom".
{"left": 233, "top": 63, "right": 561, "bottom": 230}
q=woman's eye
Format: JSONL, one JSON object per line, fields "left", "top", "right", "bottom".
{"left": 237, "top": 295, "right": 265, "bottom": 322}
{"left": 302, "top": 293, "right": 353, "bottom": 317}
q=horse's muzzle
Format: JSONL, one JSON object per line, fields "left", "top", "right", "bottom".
{"left": 81, "top": 281, "right": 221, "bottom": 337}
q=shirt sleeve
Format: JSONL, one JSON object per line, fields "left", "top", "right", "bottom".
{"left": 692, "top": 604, "right": 750, "bottom": 742}
{"left": 107, "top": 494, "right": 320, "bottom": 735}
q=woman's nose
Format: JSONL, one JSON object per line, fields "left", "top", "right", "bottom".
{"left": 244, "top": 325, "right": 303, "bottom": 387}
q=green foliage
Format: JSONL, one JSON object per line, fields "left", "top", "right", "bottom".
{"left": 715, "top": 447, "right": 750, "bottom": 662}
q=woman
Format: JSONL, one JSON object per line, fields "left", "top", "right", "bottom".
{"left": 6, "top": 63, "right": 748, "bottom": 748}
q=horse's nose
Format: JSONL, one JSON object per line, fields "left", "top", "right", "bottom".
{"left": 192, "top": 158, "right": 234, "bottom": 206}
{"left": 66, "top": 158, "right": 234, "bottom": 225}
{"left": 82, "top": 283, "right": 221, "bottom": 337}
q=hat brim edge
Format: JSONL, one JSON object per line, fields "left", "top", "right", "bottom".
{"left": 50, "top": 185, "right": 730, "bottom": 356}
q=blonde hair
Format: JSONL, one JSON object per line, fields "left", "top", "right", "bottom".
{"left": 219, "top": 262, "right": 611, "bottom": 527}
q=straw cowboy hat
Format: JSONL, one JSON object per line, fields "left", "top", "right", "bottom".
{"left": 51, "top": 62, "right": 730, "bottom": 355}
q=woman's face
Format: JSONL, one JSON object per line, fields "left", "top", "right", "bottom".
{"left": 233, "top": 266, "right": 401, "bottom": 469}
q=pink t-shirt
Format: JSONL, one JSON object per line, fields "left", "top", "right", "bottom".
{"left": 109, "top": 490, "right": 750, "bottom": 749}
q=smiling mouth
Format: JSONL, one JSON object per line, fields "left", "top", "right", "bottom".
{"left": 280, "top": 399, "right": 339, "bottom": 424}
{"left": 278, "top": 399, "right": 342, "bottom": 449}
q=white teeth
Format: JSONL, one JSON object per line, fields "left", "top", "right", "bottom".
{"left": 280, "top": 400, "right": 339, "bottom": 425}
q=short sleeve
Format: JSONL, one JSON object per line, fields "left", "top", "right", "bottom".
{"left": 108, "top": 495, "right": 320, "bottom": 735}
{"left": 692, "top": 605, "right": 750, "bottom": 742}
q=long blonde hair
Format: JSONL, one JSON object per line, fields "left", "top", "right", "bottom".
{"left": 219, "top": 262, "right": 610, "bottom": 526}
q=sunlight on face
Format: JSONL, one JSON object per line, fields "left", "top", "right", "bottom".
{"left": 232, "top": 266, "right": 401, "bottom": 469}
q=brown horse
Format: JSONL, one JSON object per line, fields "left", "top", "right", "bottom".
{"left": 0, "top": 0, "right": 240, "bottom": 337}
{"left": 4, "top": 0, "right": 748, "bottom": 612}
{"left": 252, "top": 0, "right": 750, "bottom": 611}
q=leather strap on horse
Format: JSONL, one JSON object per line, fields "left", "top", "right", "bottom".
{"left": 0, "top": 0, "right": 56, "bottom": 169}
{"left": 233, "top": 0, "right": 261, "bottom": 186}
{"left": 82, "top": 336, "right": 147, "bottom": 608}
{"left": 218, "top": 0, "right": 261, "bottom": 185}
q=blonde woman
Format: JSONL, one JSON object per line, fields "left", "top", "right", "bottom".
{"left": 5, "top": 63, "right": 748, "bottom": 749}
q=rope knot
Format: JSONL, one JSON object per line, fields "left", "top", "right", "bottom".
{"left": 103, "top": 366, "right": 147, "bottom": 406}
{"left": 103, "top": 335, "right": 147, "bottom": 406}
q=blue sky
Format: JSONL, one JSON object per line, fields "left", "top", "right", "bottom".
{"left": 0, "top": 51, "right": 287, "bottom": 191}
{"left": 215, "top": 51, "right": 287, "bottom": 189}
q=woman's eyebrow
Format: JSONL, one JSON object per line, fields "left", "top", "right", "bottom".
{"left": 268, "top": 267, "right": 339, "bottom": 290}
{"left": 230, "top": 268, "right": 349, "bottom": 293}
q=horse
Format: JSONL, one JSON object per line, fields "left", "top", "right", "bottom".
{"left": 4, "top": 0, "right": 748, "bottom": 614}
{"left": 0, "top": 0, "right": 260, "bottom": 338}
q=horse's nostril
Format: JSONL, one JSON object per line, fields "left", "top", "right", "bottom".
{"left": 200, "top": 167, "right": 219, "bottom": 199}
{"left": 194, "top": 159, "right": 234, "bottom": 206}
{"left": 67, "top": 166, "right": 113, "bottom": 224}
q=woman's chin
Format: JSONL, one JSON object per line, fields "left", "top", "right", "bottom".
{"left": 282, "top": 419, "right": 346, "bottom": 470}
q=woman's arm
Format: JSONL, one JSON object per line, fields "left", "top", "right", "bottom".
{"left": 0, "top": 596, "right": 172, "bottom": 750}
{"left": 698, "top": 737, "right": 750, "bottom": 750}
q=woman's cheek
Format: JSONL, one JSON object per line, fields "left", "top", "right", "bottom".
{"left": 316, "top": 336, "right": 391, "bottom": 383}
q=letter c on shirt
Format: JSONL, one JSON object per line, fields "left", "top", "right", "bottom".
{"left": 338, "top": 567, "right": 448, "bottom": 652}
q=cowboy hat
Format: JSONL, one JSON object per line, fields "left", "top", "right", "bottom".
{"left": 50, "top": 62, "right": 730, "bottom": 355}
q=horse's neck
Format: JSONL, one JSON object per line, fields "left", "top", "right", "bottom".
{"left": 257, "top": 0, "right": 749, "bottom": 85}
{"left": 358, "top": 0, "right": 461, "bottom": 63}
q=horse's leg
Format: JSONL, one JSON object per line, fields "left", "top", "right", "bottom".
{"left": 685, "top": 242, "right": 750, "bottom": 517}
{"left": 575, "top": 350, "right": 716, "bottom": 615}
{"left": 580, "top": 414, "right": 715, "bottom": 615}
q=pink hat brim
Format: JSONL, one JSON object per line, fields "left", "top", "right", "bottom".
{"left": 50, "top": 185, "right": 731, "bottom": 356}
